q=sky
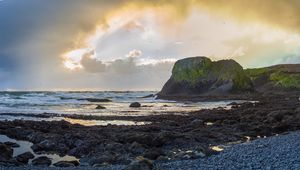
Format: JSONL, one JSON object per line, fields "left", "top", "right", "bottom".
{"left": 0, "top": 0, "right": 300, "bottom": 91}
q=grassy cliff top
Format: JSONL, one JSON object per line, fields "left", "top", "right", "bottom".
{"left": 245, "top": 64, "right": 300, "bottom": 89}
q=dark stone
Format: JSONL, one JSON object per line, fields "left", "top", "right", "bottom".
{"left": 77, "top": 98, "right": 112, "bottom": 102}
{"left": 125, "top": 156, "right": 153, "bottom": 170}
{"left": 0, "top": 143, "right": 13, "bottom": 161}
{"left": 267, "top": 111, "right": 288, "bottom": 122}
{"left": 90, "top": 154, "right": 116, "bottom": 165}
{"left": 129, "top": 102, "right": 141, "bottom": 108}
{"left": 190, "top": 119, "right": 204, "bottom": 126}
{"left": 141, "top": 94, "right": 155, "bottom": 98}
{"left": 53, "top": 160, "right": 79, "bottom": 167}
{"left": 95, "top": 105, "right": 106, "bottom": 109}
{"left": 227, "top": 102, "right": 238, "bottom": 106}
{"left": 143, "top": 148, "right": 163, "bottom": 160}
{"left": 4, "top": 142, "right": 20, "bottom": 148}
{"left": 16, "top": 152, "right": 34, "bottom": 164}
{"left": 32, "top": 156, "right": 52, "bottom": 166}
{"left": 152, "top": 132, "right": 173, "bottom": 147}
{"left": 129, "top": 142, "right": 145, "bottom": 154}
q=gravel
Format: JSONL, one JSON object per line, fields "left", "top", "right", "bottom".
{"left": 155, "top": 131, "right": 300, "bottom": 170}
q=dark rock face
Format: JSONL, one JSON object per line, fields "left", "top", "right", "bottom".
{"left": 4, "top": 142, "right": 20, "bottom": 148}
{"left": 16, "top": 152, "right": 34, "bottom": 164}
{"left": 31, "top": 156, "right": 52, "bottom": 166}
{"left": 0, "top": 143, "right": 13, "bottom": 161}
{"left": 158, "top": 57, "right": 253, "bottom": 97}
{"left": 130, "top": 102, "right": 141, "bottom": 108}
{"left": 95, "top": 105, "right": 106, "bottom": 109}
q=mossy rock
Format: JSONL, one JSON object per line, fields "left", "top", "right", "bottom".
{"left": 245, "top": 64, "right": 300, "bottom": 91}
{"left": 159, "top": 57, "right": 253, "bottom": 96}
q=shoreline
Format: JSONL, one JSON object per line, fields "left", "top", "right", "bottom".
{"left": 155, "top": 130, "right": 300, "bottom": 170}
{"left": 0, "top": 94, "right": 299, "bottom": 168}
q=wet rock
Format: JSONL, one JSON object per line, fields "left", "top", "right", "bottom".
{"left": 0, "top": 143, "right": 13, "bottom": 161}
{"left": 125, "top": 156, "right": 153, "bottom": 170}
{"left": 296, "top": 107, "right": 300, "bottom": 113}
{"left": 130, "top": 102, "right": 141, "bottom": 108}
{"left": 175, "top": 150, "right": 205, "bottom": 160}
{"left": 227, "top": 102, "right": 238, "bottom": 106}
{"left": 32, "top": 156, "right": 52, "bottom": 166}
{"left": 143, "top": 148, "right": 163, "bottom": 160}
{"left": 4, "top": 142, "right": 20, "bottom": 148}
{"left": 53, "top": 160, "right": 79, "bottom": 167}
{"left": 129, "top": 142, "right": 145, "bottom": 154}
{"left": 90, "top": 153, "right": 117, "bottom": 166}
{"left": 152, "top": 132, "right": 173, "bottom": 147}
{"left": 267, "top": 110, "right": 288, "bottom": 122}
{"left": 32, "top": 139, "right": 69, "bottom": 154}
{"left": 0, "top": 158, "right": 23, "bottom": 166}
{"left": 190, "top": 119, "right": 204, "bottom": 126}
{"left": 16, "top": 152, "right": 34, "bottom": 164}
{"left": 126, "top": 133, "right": 153, "bottom": 146}
{"left": 78, "top": 98, "right": 112, "bottom": 102}
{"left": 31, "top": 139, "right": 55, "bottom": 152}
{"left": 141, "top": 94, "right": 155, "bottom": 98}
{"left": 95, "top": 105, "right": 106, "bottom": 109}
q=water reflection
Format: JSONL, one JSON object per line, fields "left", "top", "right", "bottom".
{"left": 63, "top": 117, "right": 151, "bottom": 126}
{"left": 0, "top": 135, "right": 79, "bottom": 166}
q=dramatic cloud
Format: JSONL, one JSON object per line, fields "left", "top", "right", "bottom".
{"left": 1, "top": 0, "right": 300, "bottom": 90}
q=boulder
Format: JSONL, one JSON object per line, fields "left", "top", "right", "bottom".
{"left": 4, "top": 142, "right": 20, "bottom": 148}
{"left": 53, "top": 160, "right": 79, "bottom": 167}
{"left": 190, "top": 119, "right": 204, "bottom": 126}
{"left": 0, "top": 143, "right": 13, "bottom": 161}
{"left": 129, "top": 142, "right": 145, "bottom": 154}
{"left": 143, "top": 148, "right": 163, "bottom": 160}
{"left": 16, "top": 152, "right": 34, "bottom": 164}
{"left": 158, "top": 57, "right": 253, "bottom": 98}
{"left": 124, "top": 156, "right": 153, "bottom": 170}
{"left": 129, "top": 102, "right": 141, "bottom": 108}
{"left": 32, "top": 156, "right": 52, "bottom": 166}
{"left": 95, "top": 105, "right": 106, "bottom": 109}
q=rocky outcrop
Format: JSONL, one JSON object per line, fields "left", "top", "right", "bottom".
{"left": 158, "top": 57, "right": 300, "bottom": 98}
{"left": 32, "top": 156, "right": 52, "bottom": 166}
{"left": 158, "top": 57, "right": 253, "bottom": 97}
{"left": 245, "top": 64, "right": 300, "bottom": 93}
{"left": 16, "top": 152, "right": 34, "bottom": 164}
{"left": 0, "top": 143, "right": 13, "bottom": 161}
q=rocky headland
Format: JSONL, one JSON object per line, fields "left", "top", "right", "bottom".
{"left": 158, "top": 56, "right": 300, "bottom": 100}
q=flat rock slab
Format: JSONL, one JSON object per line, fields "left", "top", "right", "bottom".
{"left": 31, "top": 156, "right": 52, "bottom": 166}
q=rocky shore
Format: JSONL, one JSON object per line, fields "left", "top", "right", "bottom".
{"left": 155, "top": 130, "right": 300, "bottom": 170}
{"left": 0, "top": 94, "right": 299, "bottom": 168}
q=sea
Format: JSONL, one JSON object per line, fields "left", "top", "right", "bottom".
{"left": 0, "top": 91, "right": 242, "bottom": 126}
